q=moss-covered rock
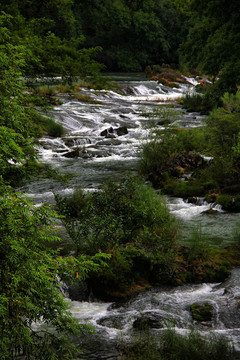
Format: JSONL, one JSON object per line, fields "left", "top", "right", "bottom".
{"left": 190, "top": 302, "right": 213, "bottom": 322}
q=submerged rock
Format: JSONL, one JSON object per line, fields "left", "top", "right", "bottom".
{"left": 97, "top": 139, "right": 121, "bottom": 146}
{"left": 201, "top": 207, "right": 219, "bottom": 215}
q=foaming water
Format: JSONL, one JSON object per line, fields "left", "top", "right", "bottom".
{"left": 19, "top": 74, "right": 240, "bottom": 358}
{"left": 66, "top": 269, "right": 240, "bottom": 358}
{"left": 18, "top": 75, "right": 240, "bottom": 248}
{"left": 167, "top": 197, "right": 240, "bottom": 247}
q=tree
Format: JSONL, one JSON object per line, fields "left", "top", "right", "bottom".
{"left": 0, "top": 184, "right": 108, "bottom": 359}
{"left": 179, "top": 0, "right": 240, "bottom": 95}
{"left": 73, "top": 0, "right": 183, "bottom": 71}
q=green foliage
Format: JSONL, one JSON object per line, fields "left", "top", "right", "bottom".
{"left": 55, "top": 176, "right": 177, "bottom": 256}
{"left": 139, "top": 90, "right": 240, "bottom": 194}
{"left": 55, "top": 176, "right": 178, "bottom": 294}
{"left": 0, "top": 185, "right": 109, "bottom": 359}
{"left": 186, "top": 227, "right": 210, "bottom": 262}
{"left": 216, "top": 194, "right": 232, "bottom": 209}
{"left": 180, "top": 0, "right": 240, "bottom": 98}
{"left": 163, "top": 181, "right": 204, "bottom": 197}
{"left": 140, "top": 104, "right": 182, "bottom": 127}
{"left": 138, "top": 125, "right": 205, "bottom": 184}
{"left": 181, "top": 92, "right": 218, "bottom": 114}
{"left": 121, "top": 328, "right": 236, "bottom": 360}
{"left": 73, "top": 0, "right": 184, "bottom": 71}
{"left": 190, "top": 303, "right": 212, "bottom": 321}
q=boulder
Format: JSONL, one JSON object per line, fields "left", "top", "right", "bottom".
{"left": 62, "top": 148, "right": 80, "bottom": 158}
{"left": 100, "top": 126, "right": 128, "bottom": 137}
{"left": 100, "top": 127, "right": 114, "bottom": 137}
{"left": 190, "top": 302, "right": 213, "bottom": 322}
{"left": 116, "top": 126, "right": 128, "bottom": 136}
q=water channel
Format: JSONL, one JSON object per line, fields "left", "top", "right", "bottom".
{"left": 20, "top": 73, "right": 240, "bottom": 358}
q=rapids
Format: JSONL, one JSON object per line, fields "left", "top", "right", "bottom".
{"left": 19, "top": 73, "right": 240, "bottom": 357}
{"left": 19, "top": 73, "right": 240, "bottom": 246}
{"left": 68, "top": 268, "right": 240, "bottom": 359}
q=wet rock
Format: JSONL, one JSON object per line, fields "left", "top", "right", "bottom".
{"left": 97, "top": 315, "right": 126, "bottom": 330}
{"left": 97, "top": 139, "right": 121, "bottom": 146}
{"left": 62, "top": 148, "right": 80, "bottom": 158}
{"left": 100, "top": 126, "right": 128, "bottom": 137}
{"left": 187, "top": 197, "right": 199, "bottom": 204}
{"left": 190, "top": 302, "right": 213, "bottom": 322}
{"left": 132, "top": 313, "right": 166, "bottom": 330}
{"left": 201, "top": 208, "right": 219, "bottom": 215}
{"left": 68, "top": 282, "right": 90, "bottom": 301}
{"left": 62, "top": 148, "right": 93, "bottom": 158}
{"left": 100, "top": 127, "right": 114, "bottom": 137}
{"left": 116, "top": 126, "right": 128, "bottom": 136}
{"left": 63, "top": 138, "right": 91, "bottom": 147}
{"left": 120, "top": 85, "right": 136, "bottom": 95}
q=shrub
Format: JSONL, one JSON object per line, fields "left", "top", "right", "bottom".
{"left": 216, "top": 194, "right": 233, "bottom": 211}
{"left": 163, "top": 181, "right": 204, "bottom": 197}
{"left": 181, "top": 91, "right": 218, "bottom": 114}
{"left": 44, "top": 117, "right": 64, "bottom": 137}
{"left": 120, "top": 329, "right": 236, "bottom": 360}
{"left": 55, "top": 175, "right": 177, "bottom": 256}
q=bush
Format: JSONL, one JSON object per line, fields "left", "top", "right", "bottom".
{"left": 56, "top": 176, "right": 177, "bottom": 255}
{"left": 138, "top": 127, "right": 205, "bottom": 186}
{"left": 163, "top": 181, "right": 204, "bottom": 197}
{"left": 55, "top": 176, "right": 178, "bottom": 294}
{"left": 216, "top": 194, "right": 233, "bottom": 211}
{"left": 181, "top": 90, "right": 219, "bottom": 114}
{"left": 120, "top": 329, "right": 237, "bottom": 360}
{"left": 44, "top": 117, "right": 64, "bottom": 137}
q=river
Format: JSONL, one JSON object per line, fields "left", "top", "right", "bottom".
{"left": 19, "top": 73, "right": 240, "bottom": 358}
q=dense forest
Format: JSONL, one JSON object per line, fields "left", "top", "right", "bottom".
{"left": 1, "top": 0, "right": 240, "bottom": 358}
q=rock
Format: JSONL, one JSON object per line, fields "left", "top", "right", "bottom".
{"left": 187, "top": 197, "right": 198, "bottom": 204}
{"left": 132, "top": 313, "right": 165, "bottom": 330}
{"left": 68, "top": 282, "right": 90, "bottom": 301}
{"left": 201, "top": 208, "right": 219, "bottom": 215}
{"left": 116, "top": 126, "right": 128, "bottom": 136}
{"left": 100, "top": 126, "right": 128, "bottom": 137}
{"left": 97, "top": 315, "right": 126, "bottom": 330}
{"left": 100, "top": 127, "right": 114, "bottom": 137}
{"left": 62, "top": 148, "right": 80, "bottom": 158}
{"left": 62, "top": 148, "right": 93, "bottom": 158}
{"left": 97, "top": 139, "right": 121, "bottom": 146}
{"left": 106, "top": 134, "right": 116, "bottom": 138}
{"left": 190, "top": 302, "right": 213, "bottom": 322}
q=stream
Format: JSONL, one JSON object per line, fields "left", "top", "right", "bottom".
{"left": 20, "top": 73, "right": 240, "bottom": 357}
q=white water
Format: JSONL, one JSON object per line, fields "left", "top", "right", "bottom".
{"left": 19, "top": 74, "right": 240, "bottom": 244}
{"left": 67, "top": 269, "right": 240, "bottom": 358}
{"left": 19, "top": 74, "right": 240, "bottom": 357}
